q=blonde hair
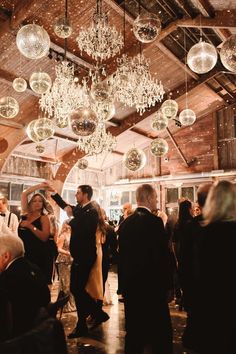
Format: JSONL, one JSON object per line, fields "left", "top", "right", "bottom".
{"left": 203, "top": 180, "right": 236, "bottom": 225}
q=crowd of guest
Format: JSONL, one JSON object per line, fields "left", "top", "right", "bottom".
{"left": 0, "top": 179, "right": 236, "bottom": 354}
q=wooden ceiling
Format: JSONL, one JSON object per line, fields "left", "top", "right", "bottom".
{"left": 0, "top": 0, "right": 236, "bottom": 178}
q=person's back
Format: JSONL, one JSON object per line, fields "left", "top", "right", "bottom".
{"left": 0, "top": 235, "right": 50, "bottom": 341}
{"left": 118, "top": 184, "right": 173, "bottom": 354}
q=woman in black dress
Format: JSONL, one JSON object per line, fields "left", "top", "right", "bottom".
{"left": 18, "top": 182, "right": 52, "bottom": 284}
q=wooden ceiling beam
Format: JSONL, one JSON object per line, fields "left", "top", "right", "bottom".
{"left": 191, "top": 0, "right": 215, "bottom": 17}
{"left": 172, "top": 0, "right": 195, "bottom": 18}
{"left": 166, "top": 127, "right": 189, "bottom": 167}
{"left": 178, "top": 10, "right": 236, "bottom": 29}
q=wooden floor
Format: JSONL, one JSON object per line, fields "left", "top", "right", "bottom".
{"left": 52, "top": 268, "right": 196, "bottom": 354}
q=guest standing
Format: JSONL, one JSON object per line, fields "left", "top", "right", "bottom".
{"left": 47, "top": 182, "right": 109, "bottom": 338}
{"left": 196, "top": 180, "right": 236, "bottom": 354}
{"left": 56, "top": 221, "right": 76, "bottom": 313}
{"left": 0, "top": 196, "right": 18, "bottom": 236}
{"left": 18, "top": 183, "right": 52, "bottom": 284}
{"left": 119, "top": 184, "right": 173, "bottom": 354}
{"left": 0, "top": 234, "right": 50, "bottom": 341}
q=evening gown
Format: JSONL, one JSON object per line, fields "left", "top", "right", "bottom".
{"left": 18, "top": 216, "right": 52, "bottom": 284}
{"left": 56, "top": 235, "right": 76, "bottom": 313}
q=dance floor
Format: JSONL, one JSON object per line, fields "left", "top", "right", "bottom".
{"left": 52, "top": 267, "right": 196, "bottom": 354}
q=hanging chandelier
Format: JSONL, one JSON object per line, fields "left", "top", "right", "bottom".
{"left": 113, "top": 53, "right": 164, "bottom": 115}
{"left": 77, "top": 122, "right": 116, "bottom": 155}
{"left": 40, "top": 61, "right": 89, "bottom": 124}
{"left": 76, "top": 0, "right": 123, "bottom": 61}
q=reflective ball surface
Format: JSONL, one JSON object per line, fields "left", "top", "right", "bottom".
{"left": 77, "top": 158, "right": 88, "bottom": 170}
{"left": 13, "top": 77, "right": 27, "bottom": 92}
{"left": 34, "top": 117, "right": 55, "bottom": 140}
{"left": 90, "top": 81, "right": 112, "bottom": 103}
{"left": 54, "top": 17, "right": 72, "bottom": 38}
{"left": 16, "top": 24, "right": 50, "bottom": 60}
{"left": 179, "top": 109, "right": 196, "bottom": 126}
{"left": 187, "top": 41, "right": 217, "bottom": 74}
{"left": 29, "top": 72, "right": 52, "bottom": 94}
{"left": 151, "top": 111, "right": 168, "bottom": 131}
{"left": 70, "top": 107, "right": 98, "bottom": 136}
{"left": 150, "top": 138, "right": 168, "bottom": 157}
{"left": 0, "top": 97, "right": 19, "bottom": 119}
{"left": 133, "top": 13, "right": 161, "bottom": 43}
{"left": 220, "top": 35, "right": 236, "bottom": 72}
{"left": 26, "top": 119, "right": 45, "bottom": 143}
{"left": 161, "top": 99, "right": 178, "bottom": 119}
{"left": 123, "top": 148, "right": 146, "bottom": 171}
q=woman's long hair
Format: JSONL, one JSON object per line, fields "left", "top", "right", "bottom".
{"left": 28, "top": 193, "right": 52, "bottom": 215}
{"left": 91, "top": 201, "right": 107, "bottom": 239}
{"left": 177, "top": 199, "right": 192, "bottom": 228}
{"left": 203, "top": 180, "right": 236, "bottom": 225}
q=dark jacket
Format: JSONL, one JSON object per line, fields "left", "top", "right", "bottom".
{"left": 51, "top": 194, "right": 98, "bottom": 264}
{"left": 118, "top": 207, "right": 172, "bottom": 299}
{"left": 0, "top": 257, "right": 50, "bottom": 341}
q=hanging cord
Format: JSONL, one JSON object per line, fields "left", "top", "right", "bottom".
{"left": 63, "top": 0, "right": 68, "bottom": 60}
{"left": 138, "top": 0, "right": 142, "bottom": 55}
{"left": 183, "top": 29, "right": 188, "bottom": 109}
{"left": 123, "top": 0, "right": 126, "bottom": 53}
{"left": 199, "top": 13, "right": 203, "bottom": 41}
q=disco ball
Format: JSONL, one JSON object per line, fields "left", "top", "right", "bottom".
{"left": 26, "top": 119, "right": 45, "bottom": 143}
{"left": 13, "top": 77, "right": 27, "bottom": 92}
{"left": 54, "top": 17, "right": 72, "bottom": 38}
{"left": 92, "top": 100, "right": 116, "bottom": 121}
{"left": 70, "top": 107, "right": 98, "bottom": 136}
{"left": 179, "top": 109, "right": 196, "bottom": 126}
{"left": 123, "top": 148, "right": 146, "bottom": 171}
{"left": 150, "top": 138, "right": 168, "bottom": 157}
{"left": 55, "top": 116, "right": 69, "bottom": 128}
{"left": 220, "top": 35, "right": 236, "bottom": 72}
{"left": 90, "top": 81, "right": 112, "bottom": 103}
{"left": 29, "top": 72, "right": 52, "bottom": 94}
{"left": 34, "top": 117, "right": 55, "bottom": 140}
{"left": 151, "top": 111, "right": 168, "bottom": 131}
{"left": 161, "top": 99, "right": 178, "bottom": 119}
{"left": 16, "top": 24, "right": 50, "bottom": 60}
{"left": 187, "top": 40, "right": 217, "bottom": 74}
{"left": 77, "top": 158, "right": 88, "bottom": 170}
{"left": 133, "top": 12, "right": 161, "bottom": 43}
{"left": 35, "top": 145, "right": 45, "bottom": 153}
{"left": 0, "top": 97, "right": 19, "bottom": 119}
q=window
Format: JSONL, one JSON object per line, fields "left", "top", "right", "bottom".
{"left": 181, "top": 187, "right": 194, "bottom": 201}
{"left": 121, "top": 191, "right": 129, "bottom": 205}
{"left": 0, "top": 182, "right": 9, "bottom": 199}
{"left": 10, "top": 183, "right": 22, "bottom": 201}
{"left": 166, "top": 188, "right": 178, "bottom": 203}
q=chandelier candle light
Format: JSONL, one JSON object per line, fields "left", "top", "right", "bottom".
{"left": 114, "top": 53, "right": 164, "bottom": 115}
{"left": 76, "top": 0, "right": 123, "bottom": 61}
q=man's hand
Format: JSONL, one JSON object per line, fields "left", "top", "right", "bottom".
{"left": 44, "top": 181, "right": 57, "bottom": 193}
{"left": 64, "top": 205, "right": 73, "bottom": 217}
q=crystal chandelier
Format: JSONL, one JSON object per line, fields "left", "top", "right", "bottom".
{"left": 76, "top": 0, "right": 123, "bottom": 61}
{"left": 40, "top": 61, "right": 89, "bottom": 122}
{"left": 113, "top": 54, "right": 164, "bottom": 115}
{"left": 77, "top": 122, "right": 116, "bottom": 155}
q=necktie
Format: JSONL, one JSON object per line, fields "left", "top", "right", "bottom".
{"left": 0, "top": 213, "right": 6, "bottom": 217}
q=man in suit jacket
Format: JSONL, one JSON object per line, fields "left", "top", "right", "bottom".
{"left": 0, "top": 197, "right": 19, "bottom": 236}
{"left": 118, "top": 184, "right": 173, "bottom": 354}
{"left": 50, "top": 184, "right": 109, "bottom": 338}
{"left": 0, "top": 234, "right": 50, "bottom": 341}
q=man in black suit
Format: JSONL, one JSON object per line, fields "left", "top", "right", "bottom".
{"left": 49, "top": 184, "right": 109, "bottom": 338}
{"left": 118, "top": 184, "right": 173, "bottom": 354}
{"left": 0, "top": 234, "right": 50, "bottom": 341}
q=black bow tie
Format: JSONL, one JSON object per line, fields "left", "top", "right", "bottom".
{"left": 0, "top": 213, "right": 6, "bottom": 217}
